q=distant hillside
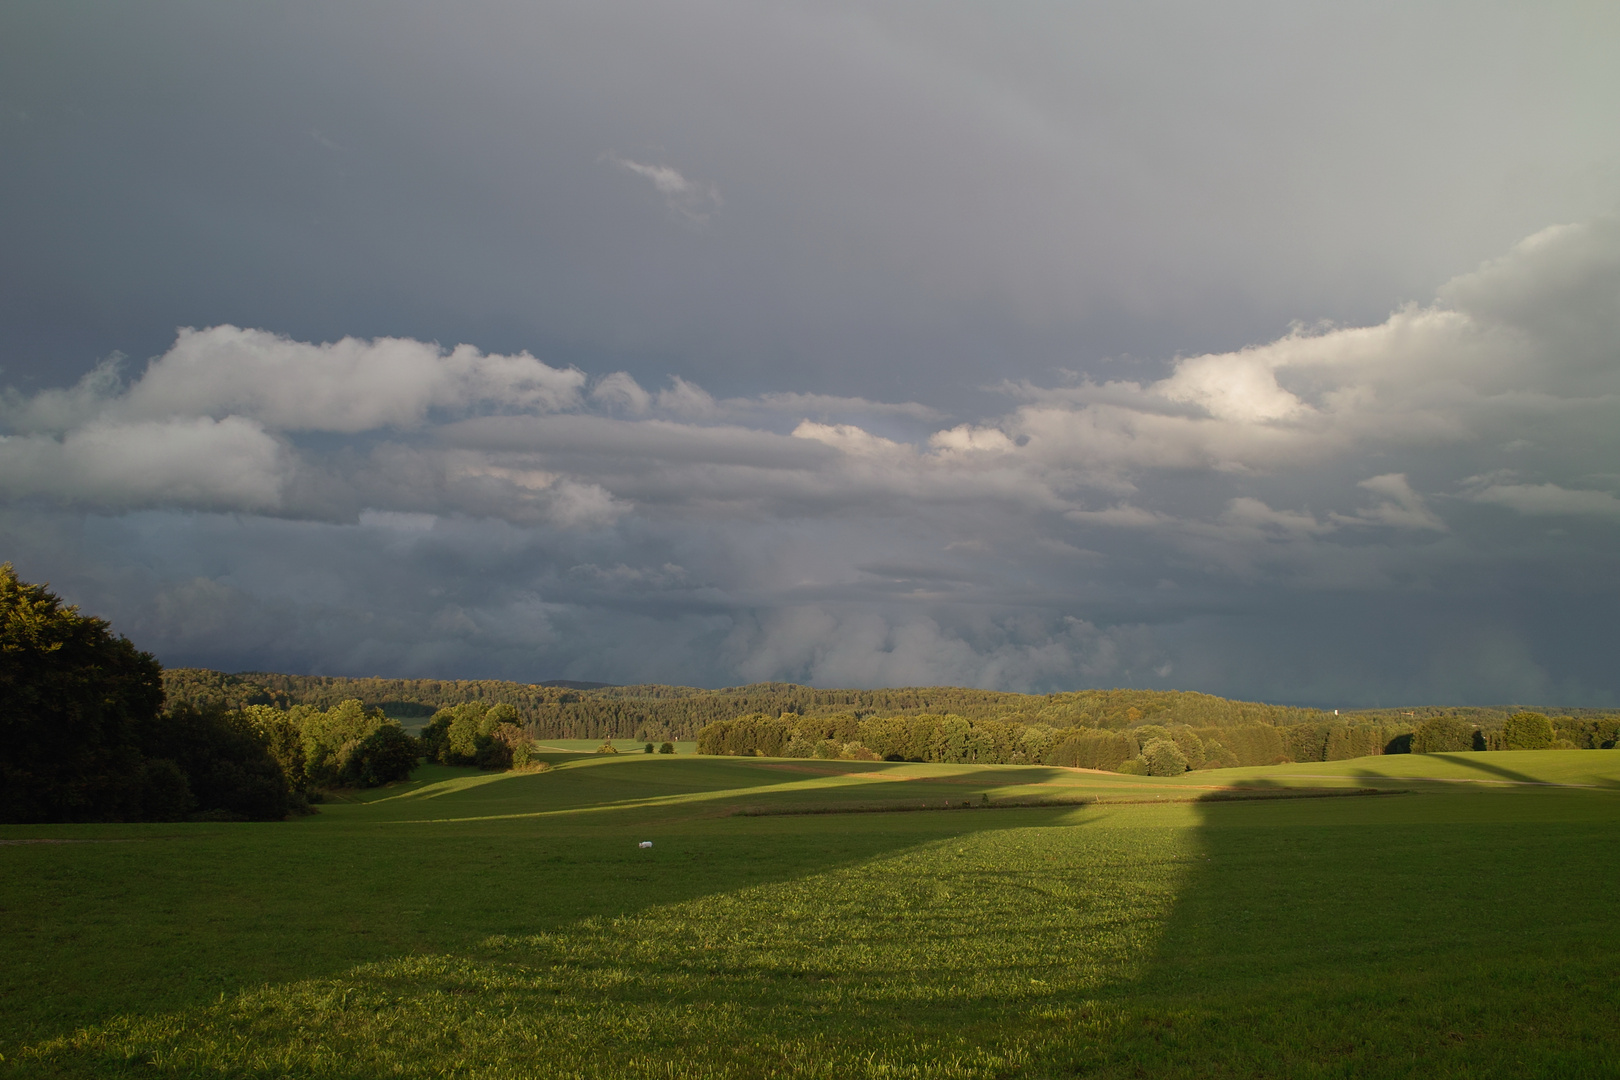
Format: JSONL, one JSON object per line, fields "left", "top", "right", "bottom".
{"left": 160, "top": 667, "right": 1612, "bottom": 742}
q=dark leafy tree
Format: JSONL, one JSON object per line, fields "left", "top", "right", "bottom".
{"left": 0, "top": 565, "right": 302, "bottom": 822}
{"left": 340, "top": 723, "right": 419, "bottom": 786}
{"left": 136, "top": 757, "right": 196, "bottom": 821}
{"left": 1412, "top": 716, "right": 1476, "bottom": 754}
{"left": 1500, "top": 712, "right": 1555, "bottom": 751}
{"left": 418, "top": 711, "right": 452, "bottom": 763}
{"left": 1169, "top": 727, "right": 1206, "bottom": 770}
{"left": 1, "top": 563, "right": 164, "bottom": 823}
{"left": 241, "top": 705, "right": 311, "bottom": 798}
{"left": 1141, "top": 738, "right": 1189, "bottom": 776}
{"left": 144, "top": 702, "right": 293, "bottom": 820}
{"left": 421, "top": 702, "right": 521, "bottom": 766}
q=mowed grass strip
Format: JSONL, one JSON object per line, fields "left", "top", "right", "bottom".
{"left": 3, "top": 752, "right": 1618, "bottom": 1078}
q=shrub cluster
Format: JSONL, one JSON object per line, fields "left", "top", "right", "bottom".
{"left": 419, "top": 702, "right": 540, "bottom": 770}
{"left": 1498, "top": 712, "right": 1555, "bottom": 750}
{"left": 239, "top": 699, "right": 419, "bottom": 795}
{"left": 1549, "top": 714, "right": 1620, "bottom": 749}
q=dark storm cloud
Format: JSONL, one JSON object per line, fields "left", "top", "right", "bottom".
{"left": 5, "top": 2, "right": 1617, "bottom": 399}
{"left": 3, "top": 218, "right": 1618, "bottom": 702}
{"left": 1, "top": 3, "right": 1618, "bottom": 704}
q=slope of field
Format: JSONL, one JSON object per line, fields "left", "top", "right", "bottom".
{"left": 3, "top": 752, "right": 1617, "bottom": 1077}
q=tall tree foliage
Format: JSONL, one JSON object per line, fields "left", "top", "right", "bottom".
{"left": 1, "top": 563, "right": 164, "bottom": 822}
{"left": 419, "top": 702, "right": 534, "bottom": 769}
{"left": 0, "top": 564, "right": 295, "bottom": 822}
{"left": 1500, "top": 712, "right": 1555, "bottom": 750}
{"left": 164, "top": 667, "right": 1620, "bottom": 748}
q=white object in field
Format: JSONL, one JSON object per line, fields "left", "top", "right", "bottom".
{"left": 638, "top": 841, "right": 653, "bottom": 849}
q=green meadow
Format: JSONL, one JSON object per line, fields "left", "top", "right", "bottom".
{"left": 3, "top": 751, "right": 1617, "bottom": 1078}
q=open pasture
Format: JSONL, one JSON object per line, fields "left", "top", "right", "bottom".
{"left": 3, "top": 752, "right": 1618, "bottom": 1078}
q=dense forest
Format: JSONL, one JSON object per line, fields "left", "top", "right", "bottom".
{"left": 162, "top": 669, "right": 1342, "bottom": 739}
{"left": 693, "top": 709, "right": 1619, "bottom": 773}
{"left": 163, "top": 668, "right": 1619, "bottom": 748}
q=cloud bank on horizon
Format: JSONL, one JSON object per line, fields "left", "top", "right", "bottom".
{"left": 1, "top": 3, "right": 1617, "bottom": 705}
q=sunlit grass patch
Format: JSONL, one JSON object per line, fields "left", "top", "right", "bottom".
{"left": 6, "top": 753, "right": 1619, "bottom": 1078}
{"left": 25, "top": 820, "right": 1187, "bottom": 1078}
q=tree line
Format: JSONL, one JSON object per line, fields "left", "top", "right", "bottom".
{"left": 161, "top": 670, "right": 1351, "bottom": 740}
{"left": 165, "top": 668, "right": 1620, "bottom": 747}
{"left": 697, "top": 708, "right": 1616, "bottom": 774}
{"left": 694, "top": 713, "right": 1411, "bottom": 773}
{"left": 14, "top": 561, "right": 1610, "bottom": 820}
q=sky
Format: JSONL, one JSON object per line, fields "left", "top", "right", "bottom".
{"left": 2, "top": 2, "right": 1618, "bottom": 706}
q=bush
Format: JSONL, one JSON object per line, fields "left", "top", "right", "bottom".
{"left": 147, "top": 702, "right": 294, "bottom": 820}
{"left": 1326, "top": 724, "right": 1389, "bottom": 761}
{"left": 1219, "top": 725, "right": 1286, "bottom": 767}
{"left": 1131, "top": 725, "right": 1170, "bottom": 753}
{"left": 659, "top": 742, "right": 675, "bottom": 754}
{"left": 1141, "top": 738, "right": 1189, "bottom": 776}
{"left": 241, "top": 705, "right": 310, "bottom": 796}
{"left": 1169, "top": 727, "right": 1205, "bottom": 770}
{"left": 1115, "top": 757, "right": 1148, "bottom": 775}
{"left": 470, "top": 722, "right": 535, "bottom": 771}
{"left": 342, "top": 723, "right": 419, "bottom": 786}
{"left": 1201, "top": 738, "right": 1239, "bottom": 769}
{"left": 188, "top": 807, "right": 247, "bottom": 823}
{"left": 300, "top": 700, "right": 393, "bottom": 785}
{"left": 137, "top": 757, "right": 196, "bottom": 822}
{"left": 1047, "top": 729, "right": 1133, "bottom": 771}
{"left": 1412, "top": 716, "right": 1475, "bottom": 754}
{"left": 1282, "top": 723, "right": 1334, "bottom": 763}
{"left": 1501, "top": 712, "right": 1555, "bottom": 751}
{"left": 782, "top": 734, "right": 814, "bottom": 758}
{"left": 644, "top": 742, "right": 655, "bottom": 754}
{"left": 418, "top": 712, "right": 452, "bottom": 763}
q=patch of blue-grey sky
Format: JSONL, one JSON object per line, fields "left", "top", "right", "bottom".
{"left": 1, "top": 2, "right": 1617, "bottom": 705}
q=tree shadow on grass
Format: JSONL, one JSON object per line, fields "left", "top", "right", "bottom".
{"left": 1423, "top": 752, "right": 1551, "bottom": 785}
{"left": 1049, "top": 782, "right": 1620, "bottom": 1078}
{"left": 11, "top": 803, "right": 1150, "bottom": 1079}
{"left": 1, "top": 763, "right": 1088, "bottom": 1072}
{"left": 21, "top": 763, "right": 1620, "bottom": 1078}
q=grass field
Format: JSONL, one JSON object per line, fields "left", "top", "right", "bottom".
{"left": 3, "top": 751, "right": 1618, "bottom": 1077}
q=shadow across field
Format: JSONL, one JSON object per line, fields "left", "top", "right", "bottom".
{"left": 1052, "top": 780, "right": 1620, "bottom": 1077}
{"left": 0, "top": 760, "right": 1082, "bottom": 1066}
{"left": 1423, "top": 752, "right": 1555, "bottom": 785}
{"left": 9, "top": 754, "right": 1620, "bottom": 1078}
